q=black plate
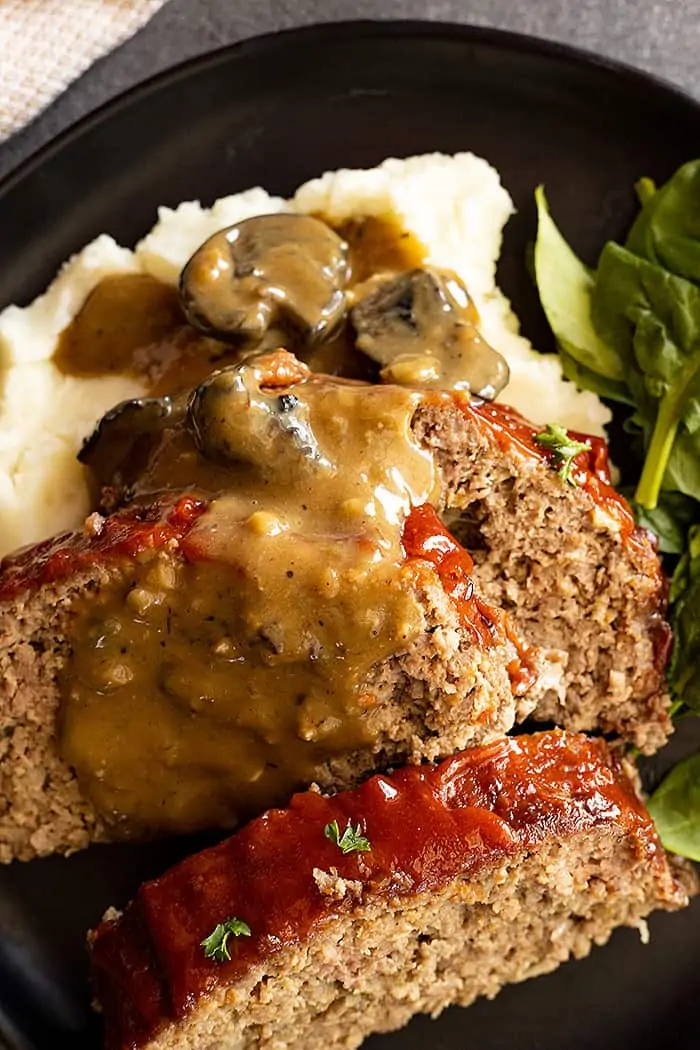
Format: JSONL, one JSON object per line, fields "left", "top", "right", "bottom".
{"left": 0, "top": 20, "right": 699, "bottom": 1050}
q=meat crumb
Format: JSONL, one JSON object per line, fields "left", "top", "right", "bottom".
{"left": 313, "top": 867, "right": 364, "bottom": 900}
{"left": 84, "top": 513, "right": 105, "bottom": 537}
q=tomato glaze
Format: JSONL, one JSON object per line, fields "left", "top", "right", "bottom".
{"left": 0, "top": 497, "right": 207, "bottom": 601}
{"left": 402, "top": 503, "right": 537, "bottom": 695}
{"left": 459, "top": 397, "right": 671, "bottom": 671}
{"left": 90, "top": 731, "right": 665, "bottom": 1050}
{"left": 463, "top": 399, "right": 658, "bottom": 567}
{"left": 402, "top": 503, "right": 497, "bottom": 646}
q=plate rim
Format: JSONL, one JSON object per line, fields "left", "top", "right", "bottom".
{"left": 1, "top": 17, "right": 700, "bottom": 205}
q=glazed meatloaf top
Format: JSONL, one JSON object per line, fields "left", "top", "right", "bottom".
{"left": 412, "top": 394, "right": 671, "bottom": 751}
{"left": 89, "top": 730, "right": 689, "bottom": 1050}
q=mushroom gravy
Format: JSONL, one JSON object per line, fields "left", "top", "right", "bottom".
{"left": 351, "top": 267, "right": 509, "bottom": 397}
{"left": 53, "top": 216, "right": 421, "bottom": 393}
{"left": 54, "top": 213, "right": 509, "bottom": 399}
{"left": 53, "top": 273, "right": 242, "bottom": 397}
{"left": 58, "top": 352, "right": 451, "bottom": 835}
{"left": 50, "top": 212, "right": 515, "bottom": 835}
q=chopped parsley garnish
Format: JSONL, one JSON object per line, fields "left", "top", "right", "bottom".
{"left": 534, "top": 423, "right": 589, "bottom": 485}
{"left": 200, "top": 916, "right": 251, "bottom": 963}
{"left": 324, "top": 819, "right": 372, "bottom": 855}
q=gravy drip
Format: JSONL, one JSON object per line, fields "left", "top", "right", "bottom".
{"left": 58, "top": 353, "right": 441, "bottom": 835}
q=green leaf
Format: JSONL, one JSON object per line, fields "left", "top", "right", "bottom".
{"left": 324, "top": 819, "right": 372, "bottom": 854}
{"left": 590, "top": 243, "right": 700, "bottom": 508}
{"left": 557, "top": 346, "right": 635, "bottom": 405}
{"left": 648, "top": 750, "right": 700, "bottom": 861}
{"left": 534, "top": 186, "right": 627, "bottom": 382}
{"left": 200, "top": 916, "right": 251, "bottom": 963}
{"left": 533, "top": 423, "right": 590, "bottom": 485}
{"left": 630, "top": 491, "right": 698, "bottom": 554}
{"left": 661, "top": 425, "right": 700, "bottom": 498}
{"left": 668, "top": 524, "right": 700, "bottom": 712}
{"left": 626, "top": 160, "right": 700, "bottom": 284}
{"left": 592, "top": 243, "right": 700, "bottom": 380}
{"left": 634, "top": 177, "right": 657, "bottom": 208}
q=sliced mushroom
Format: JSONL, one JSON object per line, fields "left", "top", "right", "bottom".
{"left": 350, "top": 268, "right": 510, "bottom": 399}
{"left": 180, "top": 214, "right": 349, "bottom": 345}
{"left": 79, "top": 396, "right": 181, "bottom": 496}
{"left": 187, "top": 352, "right": 326, "bottom": 474}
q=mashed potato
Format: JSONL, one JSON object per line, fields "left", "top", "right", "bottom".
{"left": 0, "top": 153, "right": 610, "bottom": 557}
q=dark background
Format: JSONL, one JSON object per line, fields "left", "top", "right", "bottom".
{"left": 1, "top": 0, "right": 699, "bottom": 180}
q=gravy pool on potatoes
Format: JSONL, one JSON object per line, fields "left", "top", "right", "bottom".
{"left": 54, "top": 214, "right": 509, "bottom": 398}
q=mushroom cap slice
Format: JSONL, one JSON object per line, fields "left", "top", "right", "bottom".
{"left": 351, "top": 268, "right": 510, "bottom": 399}
{"left": 180, "top": 214, "right": 349, "bottom": 345}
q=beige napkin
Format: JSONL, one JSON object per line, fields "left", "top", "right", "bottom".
{"left": 0, "top": 0, "right": 168, "bottom": 142}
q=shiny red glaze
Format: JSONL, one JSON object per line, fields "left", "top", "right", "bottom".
{"left": 0, "top": 497, "right": 208, "bottom": 601}
{"left": 465, "top": 399, "right": 613, "bottom": 481}
{"left": 402, "top": 504, "right": 538, "bottom": 694}
{"left": 402, "top": 503, "right": 500, "bottom": 647}
{"left": 90, "top": 731, "right": 665, "bottom": 1050}
{"left": 463, "top": 399, "right": 657, "bottom": 562}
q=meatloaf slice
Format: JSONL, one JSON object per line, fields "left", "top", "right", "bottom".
{"left": 87, "top": 363, "right": 672, "bottom": 754}
{"left": 0, "top": 498, "right": 552, "bottom": 863}
{"left": 90, "top": 730, "right": 694, "bottom": 1050}
{"left": 413, "top": 397, "right": 671, "bottom": 753}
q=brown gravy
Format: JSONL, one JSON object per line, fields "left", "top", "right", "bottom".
{"left": 53, "top": 272, "right": 242, "bottom": 396}
{"left": 338, "top": 214, "right": 425, "bottom": 283}
{"left": 351, "top": 267, "right": 509, "bottom": 398}
{"left": 53, "top": 217, "right": 425, "bottom": 394}
{"left": 53, "top": 215, "right": 514, "bottom": 836}
{"left": 300, "top": 215, "right": 427, "bottom": 377}
{"left": 59, "top": 353, "right": 443, "bottom": 835}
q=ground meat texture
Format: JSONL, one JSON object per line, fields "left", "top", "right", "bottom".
{"left": 89, "top": 731, "right": 694, "bottom": 1050}
{"left": 413, "top": 398, "right": 671, "bottom": 753}
{"left": 0, "top": 388, "right": 670, "bottom": 861}
{"left": 0, "top": 502, "right": 538, "bottom": 862}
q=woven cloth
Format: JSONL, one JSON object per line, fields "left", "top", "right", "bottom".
{"left": 0, "top": 0, "right": 168, "bottom": 142}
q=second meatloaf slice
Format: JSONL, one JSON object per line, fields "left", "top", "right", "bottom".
{"left": 90, "top": 730, "right": 693, "bottom": 1050}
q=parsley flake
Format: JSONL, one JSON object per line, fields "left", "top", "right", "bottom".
{"left": 200, "top": 916, "right": 251, "bottom": 963}
{"left": 534, "top": 423, "right": 590, "bottom": 486}
{"left": 324, "top": 819, "right": 372, "bottom": 854}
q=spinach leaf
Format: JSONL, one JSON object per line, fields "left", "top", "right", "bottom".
{"left": 630, "top": 491, "right": 698, "bottom": 555}
{"left": 648, "top": 750, "right": 700, "bottom": 862}
{"left": 591, "top": 243, "right": 700, "bottom": 509}
{"left": 634, "top": 176, "right": 657, "bottom": 208}
{"left": 626, "top": 160, "right": 700, "bottom": 284}
{"left": 533, "top": 187, "right": 627, "bottom": 382}
{"left": 661, "top": 425, "right": 700, "bottom": 499}
{"left": 534, "top": 170, "right": 700, "bottom": 511}
{"left": 668, "top": 525, "right": 700, "bottom": 712}
{"left": 557, "top": 346, "right": 634, "bottom": 405}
